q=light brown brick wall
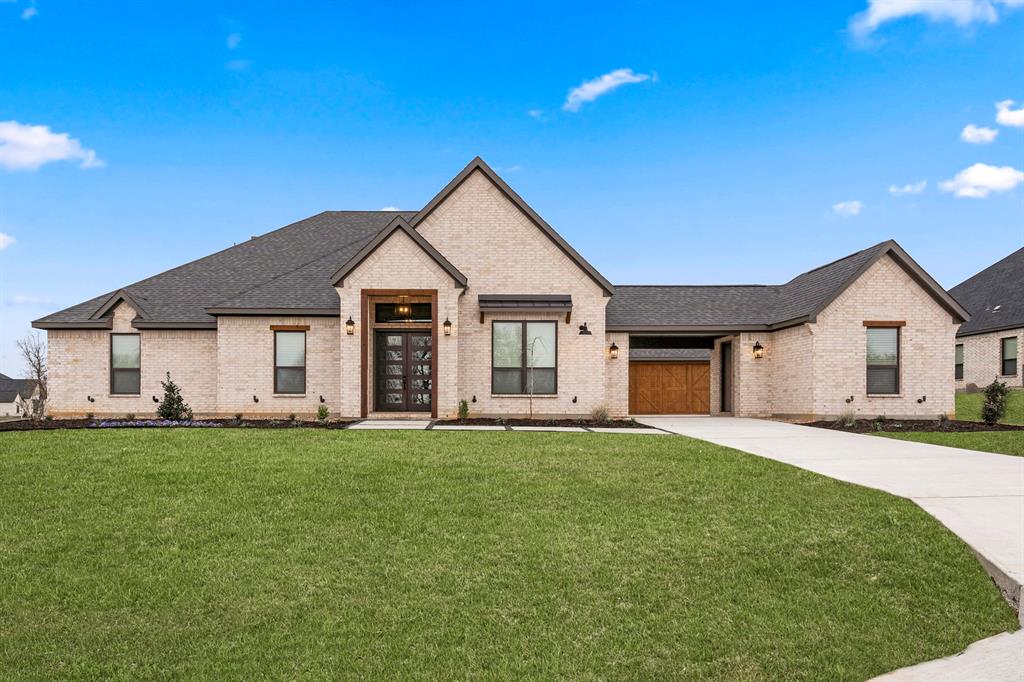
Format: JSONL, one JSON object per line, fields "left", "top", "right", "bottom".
{"left": 604, "top": 332, "right": 629, "bottom": 417}
{"left": 955, "top": 328, "right": 1023, "bottom": 390}
{"left": 215, "top": 315, "right": 341, "bottom": 418}
{"left": 417, "top": 169, "right": 610, "bottom": 417}
{"left": 47, "top": 302, "right": 218, "bottom": 417}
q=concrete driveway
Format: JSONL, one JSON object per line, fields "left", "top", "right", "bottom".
{"left": 638, "top": 417, "right": 1024, "bottom": 612}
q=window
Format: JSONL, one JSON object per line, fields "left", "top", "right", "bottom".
{"left": 954, "top": 344, "right": 964, "bottom": 381}
{"left": 274, "top": 331, "right": 306, "bottom": 394}
{"left": 110, "top": 334, "right": 141, "bottom": 394}
{"left": 1002, "top": 337, "right": 1018, "bottom": 377}
{"left": 374, "top": 302, "right": 431, "bottom": 323}
{"left": 866, "top": 327, "right": 899, "bottom": 394}
{"left": 492, "top": 321, "right": 557, "bottom": 395}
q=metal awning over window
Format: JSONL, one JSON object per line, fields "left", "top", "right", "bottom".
{"left": 477, "top": 294, "right": 573, "bottom": 322}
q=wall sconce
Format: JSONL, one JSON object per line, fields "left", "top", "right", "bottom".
{"left": 845, "top": 395, "right": 854, "bottom": 404}
{"left": 578, "top": 322, "right": 592, "bottom": 336}
{"left": 471, "top": 395, "right": 477, "bottom": 403}
{"left": 319, "top": 395, "right": 326, "bottom": 403}
{"left": 87, "top": 395, "right": 95, "bottom": 403}
{"left": 609, "top": 342, "right": 619, "bottom": 359}
{"left": 917, "top": 395, "right": 927, "bottom": 404}
{"left": 345, "top": 316, "right": 355, "bottom": 335}
{"left": 152, "top": 396, "right": 159, "bottom": 403}
{"left": 253, "top": 395, "right": 259, "bottom": 403}
{"left": 572, "top": 396, "right": 578, "bottom": 403}
{"left": 752, "top": 341, "right": 765, "bottom": 359}
{"left": 443, "top": 317, "right": 452, "bottom": 336}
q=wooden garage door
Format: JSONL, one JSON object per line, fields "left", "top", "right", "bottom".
{"left": 629, "top": 362, "right": 710, "bottom": 415}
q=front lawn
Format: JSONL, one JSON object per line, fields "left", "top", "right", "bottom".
{"left": 956, "top": 388, "right": 1024, "bottom": 425}
{"left": 0, "top": 430, "right": 1015, "bottom": 680}
{"left": 880, "top": 431, "right": 1024, "bottom": 457}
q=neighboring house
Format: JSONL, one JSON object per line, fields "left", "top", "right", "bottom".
{"left": 33, "top": 158, "right": 967, "bottom": 420}
{"left": 949, "top": 247, "right": 1023, "bottom": 391}
{"left": 0, "top": 373, "right": 39, "bottom": 417}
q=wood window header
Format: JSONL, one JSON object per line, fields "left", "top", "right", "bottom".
{"left": 270, "top": 324, "right": 310, "bottom": 331}
{"left": 862, "top": 320, "right": 905, "bottom": 327}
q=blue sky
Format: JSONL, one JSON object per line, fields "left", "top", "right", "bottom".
{"left": 1, "top": 0, "right": 1022, "bottom": 375}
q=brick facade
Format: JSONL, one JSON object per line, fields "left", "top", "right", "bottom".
{"left": 955, "top": 328, "right": 1023, "bottom": 391}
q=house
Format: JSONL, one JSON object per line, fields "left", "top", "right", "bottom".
{"left": 32, "top": 158, "right": 967, "bottom": 420}
{"left": 0, "top": 373, "right": 39, "bottom": 417}
{"left": 949, "top": 247, "right": 1023, "bottom": 391}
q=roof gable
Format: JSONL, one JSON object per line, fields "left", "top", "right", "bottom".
{"left": 330, "top": 216, "right": 468, "bottom": 288}
{"left": 950, "top": 246, "right": 1024, "bottom": 337}
{"left": 410, "top": 157, "right": 614, "bottom": 296}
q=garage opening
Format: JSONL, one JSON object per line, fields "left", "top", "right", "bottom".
{"left": 628, "top": 336, "right": 715, "bottom": 415}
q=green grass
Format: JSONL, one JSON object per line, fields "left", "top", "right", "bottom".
{"left": 0, "top": 430, "right": 1016, "bottom": 680}
{"left": 879, "top": 431, "right": 1024, "bottom": 457}
{"left": 956, "top": 389, "right": 1024, "bottom": 425}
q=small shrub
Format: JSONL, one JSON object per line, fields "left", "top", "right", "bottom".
{"left": 288, "top": 412, "right": 297, "bottom": 423}
{"left": 43, "top": 414, "right": 53, "bottom": 422}
{"left": 268, "top": 419, "right": 280, "bottom": 427}
{"left": 317, "top": 404, "right": 329, "bottom": 423}
{"left": 85, "top": 412, "right": 94, "bottom": 420}
{"left": 156, "top": 372, "right": 193, "bottom": 421}
{"left": 938, "top": 413, "right": 950, "bottom": 424}
{"left": 125, "top": 413, "right": 135, "bottom": 421}
{"left": 835, "top": 409, "right": 856, "bottom": 428}
{"left": 981, "top": 380, "right": 1009, "bottom": 426}
{"left": 458, "top": 399, "right": 469, "bottom": 421}
{"left": 591, "top": 405, "right": 610, "bottom": 423}
{"left": 234, "top": 412, "right": 243, "bottom": 422}
{"left": 628, "top": 417, "right": 638, "bottom": 425}
{"left": 546, "top": 418, "right": 557, "bottom": 426}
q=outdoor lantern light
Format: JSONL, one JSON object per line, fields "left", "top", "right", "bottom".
{"left": 443, "top": 317, "right": 452, "bottom": 335}
{"left": 752, "top": 341, "right": 765, "bottom": 359}
{"left": 609, "top": 342, "right": 619, "bottom": 359}
{"left": 345, "top": 316, "right": 355, "bottom": 335}
{"left": 395, "top": 296, "right": 411, "bottom": 317}
{"left": 578, "top": 322, "right": 592, "bottom": 336}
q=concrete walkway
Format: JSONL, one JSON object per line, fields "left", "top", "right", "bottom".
{"left": 640, "top": 416, "right": 1024, "bottom": 680}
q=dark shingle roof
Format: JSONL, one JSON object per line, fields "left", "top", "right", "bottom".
{"left": 950, "top": 247, "right": 1024, "bottom": 337}
{"left": 34, "top": 212, "right": 416, "bottom": 327}
{"left": 607, "top": 240, "right": 965, "bottom": 330}
{"left": 0, "top": 374, "right": 38, "bottom": 403}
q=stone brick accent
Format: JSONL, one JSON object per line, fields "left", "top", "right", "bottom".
{"left": 417, "top": 169, "right": 610, "bottom": 417}
{"left": 47, "top": 302, "right": 218, "bottom": 417}
{"left": 955, "top": 328, "right": 1023, "bottom": 391}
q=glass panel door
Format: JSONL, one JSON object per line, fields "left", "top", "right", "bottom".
{"left": 374, "top": 331, "right": 433, "bottom": 412}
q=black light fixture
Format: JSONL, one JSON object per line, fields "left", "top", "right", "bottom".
{"left": 87, "top": 395, "right": 95, "bottom": 403}
{"left": 345, "top": 316, "right": 355, "bottom": 335}
{"left": 152, "top": 395, "right": 159, "bottom": 403}
{"left": 395, "top": 295, "right": 411, "bottom": 317}
{"left": 752, "top": 341, "right": 765, "bottom": 359}
{"left": 443, "top": 317, "right": 452, "bottom": 336}
{"left": 578, "top": 322, "right": 592, "bottom": 336}
{"left": 609, "top": 342, "right": 619, "bottom": 359}
{"left": 253, "top": 395, "right": 259, "bottom": 403}
{"left": 319, "top": 395, "right": 326, "bottom": 403}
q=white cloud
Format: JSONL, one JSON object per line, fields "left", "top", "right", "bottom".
{"left": 0, "top": 121, "right": 103, "bottom": 171}
{"left": 527, "top": 109, "right": 543, "bottom": 119}
{"left": 20, "top": 5, "right": 36, "bottom": 20}
{"left": 227, "top": 32, "right": 242, "bottom": 49}
{"left": 225, "top": 59, "right": 251, "bottom": 71}
{"left": 889, "top": 180, "right": 927, "bottom": 195}
{"left": 940, "top": 163, "right": 1024, "bottom": 197}
{"left": 0, "top": 232, "right": 15, "bottom": 250}
{"left": 832, "top": 200, "right": 863, "bottom": 216}
{"left": 6, "top": 294, "right": 52, "bottom": 306}
{"left": 849, "top": 0, "right": 1022, "bottom": 37}
{"left": 380, "top": 206, "right": 399, "bottom": 211}
{"left": 995, "top": 99, "right": 1024, "bottom": 127}
{"left": 960, "top": 124, "right": 999, "bottom": 143}
{"left": 501, "top": 165, "right": 522, "bottom": 173}
{"left": 563, "top": 68, "right": 652, "bottom": 112}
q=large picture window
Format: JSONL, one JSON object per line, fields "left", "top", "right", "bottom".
{"left": 1002, "top": 337, "right": 1018, "bottom": 377}
{"left": 110, "top": 334, "right": 141, "bottom": 395}
{"left": 954, "top": 343, "right": 964, "bottom": 381}
{"left": 866, "top": 327, "right": 899, "bottom": 395}
{"left": 275, "top": 331, "right": 306, "bottom": 394}
{"left": 492, "top": 321, "right": 557, "bottom": 395}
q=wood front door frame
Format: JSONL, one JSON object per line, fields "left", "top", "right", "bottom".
{"left": 360, "top": 289, "right": 439, "bottom": 418}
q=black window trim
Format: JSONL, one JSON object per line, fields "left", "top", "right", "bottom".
{"left": 1001, "top": 336, "right": 1018, "bottom": 377}
{"left": 954, "top": 343, "right": 964, "bottom": 381}
{"left": 866, "top": 325, "right": 900, "bottom": 395}
{"left": 274, "top": 330, "right": 307, "bottom": 395}
{"left": 110, "top": 332, "right": 141, "bottom": 395}
{"left": 491, "top": 320, "right": 558, "bottom": 396}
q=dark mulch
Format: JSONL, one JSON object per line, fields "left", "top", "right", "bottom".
{"left": 803, "top": 418, "right": 1024, "bottom": 434}
{"left": 434, "top": 417, "right": 647, "bottom": 429}
{"left": 0, "top": 418, "right": 354, "bottom": 432}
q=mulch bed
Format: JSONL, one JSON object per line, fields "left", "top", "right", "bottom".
{"left": 803, "top": 418, "right": 1024, "bottom": 434}
{"left": 434, "top": 418, "right": 648, "bottom": 429}
{"left": 0, "top": 418, "right": 354, "bottom": 432}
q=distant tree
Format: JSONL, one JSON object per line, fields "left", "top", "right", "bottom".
{"left": 16, "top": 332, "right": 47, "bottom": 420}
{"left": 156, "top": 372, "right": 193, "bottom": 421}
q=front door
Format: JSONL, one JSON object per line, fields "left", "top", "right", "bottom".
{"left": 374, "top": 331, "right": 433, "bottom": 412}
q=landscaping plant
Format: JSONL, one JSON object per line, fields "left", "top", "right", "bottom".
{"left": 156, "top": 372, "right": 193, "bottom": 421}
{"left": 317, "top": 405, "right": 329, "bottom": 423}
{"left": 981, "top": 380, "right": 1008, "bottom": 426}
{"left": 458, "top": 399, "right": 469, "bottom": 421}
